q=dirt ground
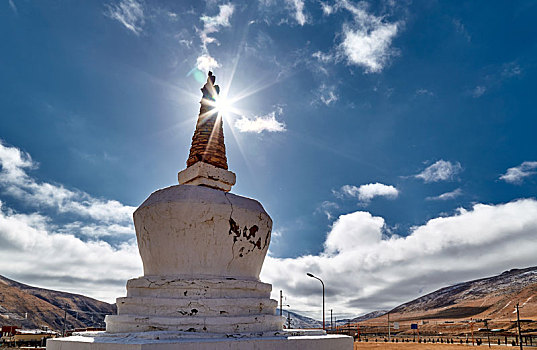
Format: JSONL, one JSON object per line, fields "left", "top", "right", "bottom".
{"left": 353, "top": 342, "right": 515, "bottom": 349}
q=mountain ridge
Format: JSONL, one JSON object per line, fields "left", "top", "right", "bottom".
{"left": 382, "top": 266, "right": 537, "bottom": 322}
{"left": 0, "top": 274, "right": 115, "bottom": 331}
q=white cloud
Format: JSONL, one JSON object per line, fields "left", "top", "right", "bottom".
{"left": 320, "top": 2, "right": 333, "bottom": 16}
{"left": 0, "top": 141, "right": 136, "bottom": 224}
{"left": 234, "top": 110, "right": 286, "bottom": 133}
{"left": 195, "top": 3, "right": 234, "bottom": 73}
{"left": 286, "top": 0, "right": 308, "bottom": 26}
{"left": 199, "top": 3, "right": 234, "bottom": 47}
{"left": 0, "top": 141, "right": 140, "bottom": 301}
{"left": 312, "top": 51, "right": 334, "bottom": 63}
{"left": 415, "top": 88, "right": 434, "bottom": 96}
{"left": 0, "top": 201, "right": 141, "bottom": 302}
{"left": 414, "top": 160, "right": 462, "bottom": 183}
{"left": 471, "top": 85, "right": 486, "bottom": 98}
{"left": 315, "top": 201, "right": 339, "bottom": 220}
{"left": 196, "top": 54, "right": 220, "bottom": 72}
{"left": 337, "top": 1, "right": 400, "bottom": 73}
{"left": 426, "top": 188, "right": 462, "bottom": 201}
{"left": 105, "top": 0, "right": 145, "bottom": 35}
{"left": 262, "top": 199, "right": 537, "bottom": 318}
{"left": 314, "top": 84, "right": 339, "bottom": 106}
{"left": 338, "top": 183, "right": 399, "bottom": 202}
{"left": 500, "top": 161, "right": 537, "bottom": 184}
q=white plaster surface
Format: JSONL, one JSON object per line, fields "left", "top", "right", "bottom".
{"left": 47, "top": 332, "right": 353, "bottom": 350}
{"left": 178, "top": 162, "right": 236, "bottom": 192}
{"left": 110, "top": 185, "right": 277, "bottom": 334}
{"left": 134, "top": 185, "right": 272, "bottom": 280}
{"left": 126, "top": 277, "right": 272, "bottom": 299}
{"left": 106, "top": 276, "right": 283, "bottom": 334}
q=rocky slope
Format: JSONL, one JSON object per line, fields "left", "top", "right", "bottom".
{"left": 0, "top": 274, "right": 116, "bottom": 331}
{"left": 385, "top": 266, "right": 537, "bottom": 322}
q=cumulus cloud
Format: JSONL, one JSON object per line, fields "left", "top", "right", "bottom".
{"left": 0, "top": 202, "right": 141, "bottom": 302}
{"left": 286, "top": 0, "right": 308, "bottom": 25}
{"left": 196, "top": 54, "right": 220, "bottom": 72}
{"left": 500, "top": 161, "right": 537, "bottom": 184}
{"left": 337, "top": 183, "right": 399, "bottom": 203}
{"left": 337, "top": 1, "right": 400, "bottom": 73}
{"left": 105, "top": 0, "right": 145, "bottom": 35}
{"left": 262, "top": 199, "right": 537, "bottom": 318}
{"left": 414, "top": 160, "right": 462, "bottom": 183}
{"left": 0, "top": 141, "right": 141, "bottom": 301}
{"left": 234, "top": 110, "right": 286, "bottom": 133}
{"left": 0, "top": 141, "right": 136, "bottom": 223}
{"left": 426, "top": 188, "right": 462, "bottom": 201}
{"left": 320, "top": 1, "right": 334, "bottom": 16}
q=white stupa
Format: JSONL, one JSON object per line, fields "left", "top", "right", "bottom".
{"left": 47, "top": 72, "right": 352, "bottom": 350}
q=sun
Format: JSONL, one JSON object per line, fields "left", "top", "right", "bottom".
{"left": 214, "top": 95, "right": 232, "bottom": 116}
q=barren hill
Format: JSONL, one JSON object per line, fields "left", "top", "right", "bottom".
{"left": 0, "top": 274, "right": 116, "bottom": 331}
{"left": 368, "top": 266, "right": 537, "bottom": 324}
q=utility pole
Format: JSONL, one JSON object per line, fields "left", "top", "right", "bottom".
{"left": 279, "top": 290, "right": 283, "bottom": 317}
{"left": 388, "top": 312, "right": 391, "bottom": 341}
{"left": 516, "top": 303, "right": 523, "bottom": 350}
{"left": 61, "top": 306, "right": 67, "bottom": 337}
{"left": 330, "top": 309, "right": 333, "bottom": 331}
{"left": 484, "top": 320, "right": 491, "bottom": 348}
{"left": 335, "top": 317, "right": 337, "bottom": 333}
{"left": 388, "top": 312, "right": 391, "bottom": 342}
{"left": 287, "top": 311, "right": 291, "bottom": 329}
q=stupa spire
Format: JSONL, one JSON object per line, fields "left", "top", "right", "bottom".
{"left": 186, "top": 71, "right": 228, "bottom": 170}
{"left": 178, "top": 71, "right": 236, "bottom": 192}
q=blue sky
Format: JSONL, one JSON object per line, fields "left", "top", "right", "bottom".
{"left": 1, "top": 0, "right": 537, "bottom": 319}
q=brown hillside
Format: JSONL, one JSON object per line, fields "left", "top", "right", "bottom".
{"left": 0, "top": 275, "right": 115, "bottom": 331}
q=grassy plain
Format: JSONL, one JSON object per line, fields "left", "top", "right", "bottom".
{"left": 354, "top": 342, "right": 501, "bottom": 349}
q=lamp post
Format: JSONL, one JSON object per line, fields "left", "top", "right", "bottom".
{"left": 307, "top": 272, "right": 325, "bottom": 330}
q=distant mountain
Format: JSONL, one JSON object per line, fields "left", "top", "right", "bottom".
{"left": 0, "top": 274, "right": 116, "bottom": 331}
{"left": 275, "top": 309, "right": 323, "bottom": 329}
{"left": 385, "top": 266, "right": 537, "bottom": 321}
{"left": 274, "top": 308, "right": 388, "bottom": 329}
{"left": 350, "top": 310, "right": 388, "bottom": 323}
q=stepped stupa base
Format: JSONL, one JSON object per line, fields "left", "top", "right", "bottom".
{"left": 47, "top": 330, "right": 353, "bottom": 350}
{"left": 106, "top": 276, "right": 283, "bottom": 334}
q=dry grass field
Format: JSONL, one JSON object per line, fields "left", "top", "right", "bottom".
{"left": 354, "top": 342, "right": 498, "bottom": 349}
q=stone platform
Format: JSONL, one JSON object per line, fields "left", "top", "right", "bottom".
{"left": 47, "top": 331, "right": 353, "bottom": 350}
{"left": 106, "top": 276, "right": 282, "bottom": 334}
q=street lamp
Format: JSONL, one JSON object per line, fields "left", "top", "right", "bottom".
{"left": 307, "top": 272, "right": 325, "bottom": 330}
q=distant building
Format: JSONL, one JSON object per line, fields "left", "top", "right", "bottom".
{"left": 1, "top": 325, "right": 58, "bottom": 346}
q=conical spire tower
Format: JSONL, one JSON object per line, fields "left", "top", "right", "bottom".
{"left": 178, "top": 71, "right": 236, "bottom": 192}
{"left": 187, "top": 71, "right": 228, "bottom": 170}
